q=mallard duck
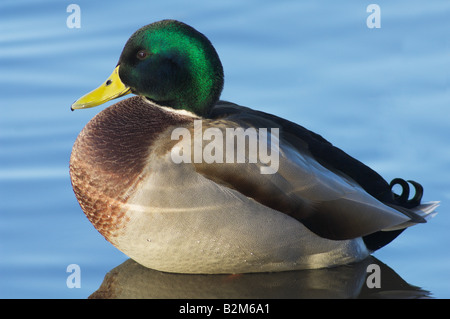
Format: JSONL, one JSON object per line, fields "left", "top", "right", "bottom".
{"left": 70, "top": 19, "right": 438, "bottom": 274}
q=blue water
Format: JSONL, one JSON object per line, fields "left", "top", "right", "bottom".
{"left": 1, "top": 0, "right": 449, "bottom": 298}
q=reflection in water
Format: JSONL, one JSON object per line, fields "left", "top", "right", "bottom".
{"left": 89, "top": 257, "right": 430, "bottom": 299}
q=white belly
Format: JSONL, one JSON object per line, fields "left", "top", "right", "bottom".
{"left": 112, "top": 154, "right": 369, "bottom": 274}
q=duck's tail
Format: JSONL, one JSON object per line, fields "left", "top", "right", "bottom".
{"left": 382, "top": 201, "right": 439, "bottom": 231}
{"left": 363, "top": 179, "right": 439, "bottom": 252}
{"left": 381, "top": 178, "right": 439, "bottom": 230}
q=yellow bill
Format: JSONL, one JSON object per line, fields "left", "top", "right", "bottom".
{"left": 71, "top": 65, "right": 131, "bottom": 110}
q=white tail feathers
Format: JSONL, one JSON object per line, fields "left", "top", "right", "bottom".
{"left": 413, "top": 201, "right": 440, "bottom": 221}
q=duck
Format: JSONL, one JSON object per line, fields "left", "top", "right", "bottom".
{"left": 69, "top": 19, "right": 439, "bottom": 274}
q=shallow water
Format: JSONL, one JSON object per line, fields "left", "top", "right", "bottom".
{"left": 1, "top": 0, "right": 449, "bottom": 298}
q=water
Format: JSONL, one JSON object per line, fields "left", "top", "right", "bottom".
{"left": 1, "top": 0, "right": 449, "bottom": 299}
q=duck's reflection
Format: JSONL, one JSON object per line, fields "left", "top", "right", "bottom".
{"left": 89, "top": 256, "right": 430, "bottom": 299}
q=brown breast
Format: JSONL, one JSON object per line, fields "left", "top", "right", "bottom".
{"left": 69, "top": 96, "right": 191, "bottom": 242}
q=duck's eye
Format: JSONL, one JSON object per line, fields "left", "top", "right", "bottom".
{"left": 136, "top": 50, "right": 149, "bottom": 60}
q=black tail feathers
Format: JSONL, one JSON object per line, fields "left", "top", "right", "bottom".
{"left": 389, "top": 178, "right": 423, "bottom": 208}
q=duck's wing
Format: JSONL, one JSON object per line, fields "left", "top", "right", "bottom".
{"left": 191, "top": 101, "right": 431, "bottom": 241}
{"left": 210, "top": 101, "right": 395, "bottom": 203}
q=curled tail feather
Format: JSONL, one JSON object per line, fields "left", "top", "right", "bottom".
{"left": 363, "top": 178, "right": 439, "bottom": 251}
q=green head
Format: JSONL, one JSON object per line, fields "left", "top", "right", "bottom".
{"left": 71, "top": 20, "right": 224, "bottom": 116}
